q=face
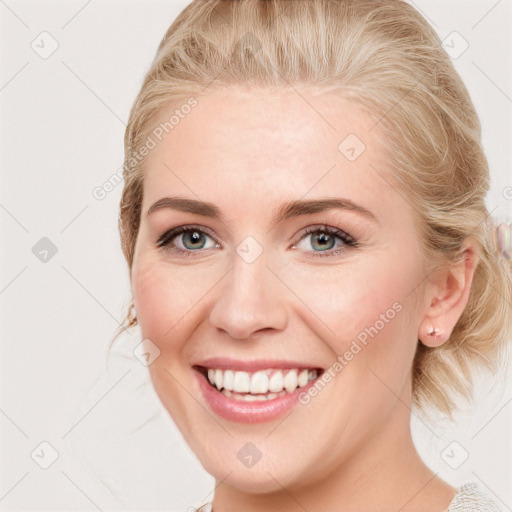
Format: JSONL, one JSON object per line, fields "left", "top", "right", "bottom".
{"left": 130, "top": 87, "right": 429, "bottom": 493}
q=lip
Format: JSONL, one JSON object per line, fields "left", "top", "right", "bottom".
{"left": 192, "top": 365, "right": 323, "bottom": 424}
{"left": 192, "top": 357, "right": 325, "bottom": 372}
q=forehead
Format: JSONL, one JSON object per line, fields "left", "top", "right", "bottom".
{"left": 137, "top": 87, "right": 425, "bottom": 247}
{"left": 142, "top": 87, "right": 388, "bottom": 195}
{"left": 149, "top": 86, "right": 381, "bottom": 149}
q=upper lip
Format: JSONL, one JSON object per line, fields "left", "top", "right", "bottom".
{"left": 192, "top": 357, "right": 325, "bottom": 372}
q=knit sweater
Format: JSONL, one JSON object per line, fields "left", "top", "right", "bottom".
{"left": 195, "top": 481, "right": 502, "bottom": 511}
{"left": 446, "top": 482, "right": 502, "bottom": 511}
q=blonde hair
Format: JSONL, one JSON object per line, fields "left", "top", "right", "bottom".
{"left": 114, "top": 0, "right": 512, "bottom": 419}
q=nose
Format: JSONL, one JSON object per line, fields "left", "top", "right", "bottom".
{"left": 208, "top": 249, "right": 288, "bottom": 340}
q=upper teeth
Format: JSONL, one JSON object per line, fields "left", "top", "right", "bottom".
{"left": 206, "top": 368, "right": 318, "bottom": 394}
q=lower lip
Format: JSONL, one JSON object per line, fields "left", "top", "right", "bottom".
{"left": 194, "top": 369, "right": 320, "bottom": 424}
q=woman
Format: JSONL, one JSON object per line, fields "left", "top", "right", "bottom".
{"left": 114, "top": 0, "right": 511, "bottom": 510}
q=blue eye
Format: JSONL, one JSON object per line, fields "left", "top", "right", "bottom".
{"left": 156, "top": 224, "right": 358, "bottom": 258}
{"left": 156, "top": 225, "right": 219, "bottom": 256}
{"left": 292, "top": 225, "right": 357, "bottom": 258}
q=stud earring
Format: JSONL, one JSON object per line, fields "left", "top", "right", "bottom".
{"left": 420, "top": 325, "right": 448, "bottom": 347}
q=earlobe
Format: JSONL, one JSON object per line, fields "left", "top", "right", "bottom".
{"left": 418, "top": 238, "right": 480, "bottom": 348}
{"left": 419, "top": 324, "right": 448, "bottom": 348}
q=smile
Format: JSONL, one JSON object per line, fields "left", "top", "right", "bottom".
{"left": 193, "top": 364, "right": 325, "bottom": 423}
{"left": 203, "top": 367, "right": 319, "bottom": 400}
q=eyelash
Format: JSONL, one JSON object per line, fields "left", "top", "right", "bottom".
{"left": 155, "top": 224, "right": 359, "bottom": 259}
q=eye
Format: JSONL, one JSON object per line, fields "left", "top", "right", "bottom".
{"left": 291, "top": 225, "right": 358, "bottom": 258}
{"left": 156, "top": 224, "right": 358, "bottom": 259}
{"left": 156, "top": 225, "right": 220, "bottom": 257}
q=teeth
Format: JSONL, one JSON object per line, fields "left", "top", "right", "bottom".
{"left": 204, "top": 367, "right": 320, "bottom": 396}
{"left": 222, "top": 389, "right": 288, "bottom": 401}
{"left": 268, "top": 371, "right": 283, "bottom": 392}
{"left": 214, "top": 369, "right": 223, "bottom": 390}
{"left": 233, "top": 371, "right": 250, "bottom": 393}
{"left": 250, "top": 371, "right": 269, "bottom": 394}
{"left": 283, "top": 369, "right": 298, "bottom": 392}
{"left": 242, "top": 394, "right": 264, "bottom": 401}
{"left": 298, "top": 368, "right": 308, "bottom": 387}
{"left": 223, "top": 370, "right": 234, "bottom": 391}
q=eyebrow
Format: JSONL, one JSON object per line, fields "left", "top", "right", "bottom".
{"left": 147, "top": 197, "right": 379, "bottom": 224}
{"left": 147, "top": 196, "right": 379, "bottom": 225}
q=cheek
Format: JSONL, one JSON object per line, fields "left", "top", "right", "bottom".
{"left": 130, "top": 258, "right": 191, "bottom": 363}
{"left": 131, "top": 261, "right": 172, "bottom": 338}
{"left": 288, "top": 257, "right": 419, "bottom": 436}
{"left": 130, "top": 255, "right": 224, "bottom": 352}
{"left": 279, "top": 251, "right": 420, "bottom": 404}
{"left": 131, "top": 258, "right": 206, "bottom": 430}
{"left": 282, "top": 252, "right": 416, "bottom": 345}
{"left": 335, "top": 259, "right": 419, "bottom": 402}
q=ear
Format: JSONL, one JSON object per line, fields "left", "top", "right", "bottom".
{"left": 418, "top": 237, "right": 480, "bottom": 348}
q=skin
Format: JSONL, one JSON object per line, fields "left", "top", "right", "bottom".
{"left": 130, "top": 86, "right": 480, "bottom": 512}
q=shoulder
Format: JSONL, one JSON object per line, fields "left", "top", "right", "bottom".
{"left": 447, "top": 482, "right": 502, "bottom": 512}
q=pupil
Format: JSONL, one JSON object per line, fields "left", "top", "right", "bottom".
{"left": 313, "top": 232, "right": 334, "bottom": 251}
{"left": 184, "top": 231, "right": 205, "bottom": 249}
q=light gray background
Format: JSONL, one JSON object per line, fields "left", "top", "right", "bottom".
{"left": 1, "top": 1, "right": 511, "bottom": 510}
